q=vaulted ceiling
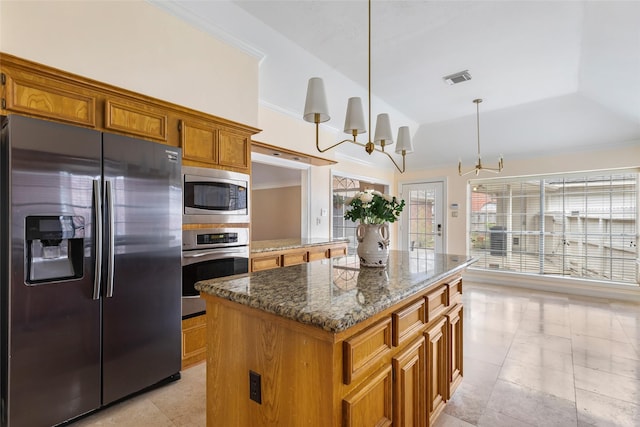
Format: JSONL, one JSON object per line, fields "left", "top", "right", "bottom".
{"left": 156, "top": 0, "right": 640, "bottom": 172}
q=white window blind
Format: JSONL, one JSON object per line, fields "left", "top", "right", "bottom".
{"left": 469, "top": 171, "right": 639, "bottom": 285}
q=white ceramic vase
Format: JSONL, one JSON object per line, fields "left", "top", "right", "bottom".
{"left": 356, "top": 223, "right": 390, "bottom": 267}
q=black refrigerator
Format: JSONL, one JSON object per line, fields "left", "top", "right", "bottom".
{"left": 0, "top": 115, "right": 183, "bottom": 426}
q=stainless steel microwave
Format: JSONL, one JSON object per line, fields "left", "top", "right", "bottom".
{"left": 182, "top": 166, "right": 250, "bottom": 224}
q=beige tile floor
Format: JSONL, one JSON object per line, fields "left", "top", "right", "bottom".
{"left": 74, "top": 282, "right": 640, "bottom": 427}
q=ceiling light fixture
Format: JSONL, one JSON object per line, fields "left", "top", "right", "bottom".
{"left": 302, "top": 0, "right": 413, "bottom": 173}
{"left": 458, "top": 99, "right": 504, "bottom": 176}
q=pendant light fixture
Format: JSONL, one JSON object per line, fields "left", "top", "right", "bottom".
{"left": 302, "top": 0, "right": 413, "bottom": 173}
{"left": 458, "top": 98, "right": 504, "bottom": 176}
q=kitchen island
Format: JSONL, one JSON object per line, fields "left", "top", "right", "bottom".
{"left": 195, "top": 251, "right": 475, "bottom": 427}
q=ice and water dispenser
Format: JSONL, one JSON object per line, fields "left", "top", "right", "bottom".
{"left": 25, "top": 215, "right": 85, "bottom": 284}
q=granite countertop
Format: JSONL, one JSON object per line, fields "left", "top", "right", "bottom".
{"left": 251, "top": 237, "right": 350, "bottom": 254}
{"left": 195, "top": 251, "right": 476, "bottom": 333}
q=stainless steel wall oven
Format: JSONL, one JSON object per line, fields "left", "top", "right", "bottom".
{"left": 181, "top": 228, "right": 249, "bottom": 318}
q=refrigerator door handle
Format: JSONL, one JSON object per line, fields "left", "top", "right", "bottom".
{"left": 93, "top": 180, "right": 103, "bottom": 300}
{"left": 105, "top": 180, "right": 115, "bottom": 298}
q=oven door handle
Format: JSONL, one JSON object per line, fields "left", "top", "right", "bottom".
{"left": 182, "top": 247, "right": 249, "bottom": 266}
{"left": 182, "top": 252, "right": 210, "bottom": 259}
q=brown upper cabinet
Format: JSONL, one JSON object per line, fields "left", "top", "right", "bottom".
{"left": 180, "top": 118, "right": 250, "bottom": 170}
{"left": 0, "top": 53, "right": 260, "bottom": 174}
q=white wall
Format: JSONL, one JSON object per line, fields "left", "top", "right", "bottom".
{"left": 0, "top": 0, "right": 259, "bottom": 127}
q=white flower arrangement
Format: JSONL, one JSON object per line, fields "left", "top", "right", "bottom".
{"left": 344, "top": 189, "right": 405, "bottom": 224}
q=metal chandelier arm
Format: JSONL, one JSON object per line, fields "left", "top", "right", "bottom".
{"left": 349, "top": 139, "right": 408, "bottom": 173}
{"left": 313, "top": 116, "right": 355, "bottom": 153}
{"left": 314, "top": 117, "right": 407, "bottom": 172}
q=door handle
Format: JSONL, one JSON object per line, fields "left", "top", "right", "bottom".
{"left": 92, "top": 180, "right": 102, "bottom": 300}
{"left": 105, "top": 180, "right": 115, "bottom": 298}
{"left": 437, "top": 224, "right": 442, "bottom": 237}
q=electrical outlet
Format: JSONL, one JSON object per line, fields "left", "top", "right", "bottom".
{"left": 249, "top": 370, "right": 262, "bottom": 404}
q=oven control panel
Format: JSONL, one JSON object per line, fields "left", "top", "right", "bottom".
{"left": 182, "top": 228, "right": 249, "bottom": 251}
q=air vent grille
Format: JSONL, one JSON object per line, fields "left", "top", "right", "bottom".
{"left": 443, "top": 70, "right": 472, "bottom": 85}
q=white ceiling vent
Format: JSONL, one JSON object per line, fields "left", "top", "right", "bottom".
{"left": 443, "top": 70, "right": 472, "bottom": 85}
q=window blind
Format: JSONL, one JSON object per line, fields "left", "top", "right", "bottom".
{"left": 469, "top": 171, "right": 638, "bottom": 285}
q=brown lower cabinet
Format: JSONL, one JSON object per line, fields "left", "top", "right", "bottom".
{"left": 202, "top": 272, "right": 464, "bottom": 426}
{"left": 250, "top": 242, "right": 348, "bottom": 272}
{"left": 181, "top": 314, "right": 207, "bottom": 369}
{"left": 425, "top": 317, "right": 448, "bottom": 422}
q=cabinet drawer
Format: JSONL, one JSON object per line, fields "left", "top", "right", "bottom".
{"left": 392, "top": 298, "right": 426, "bottom": 346}
{"left": 329, "top": 245, "right": 347, "bottom": 258}
{"left": 343, "top": 317, "right": 392, "bottom": 385}
{"left": 251, "top": 254, "right": 281, "bottom": 272}
{"left": 307, "top": 247, "right": 328, "bottom": 262}
{"left": 448, "top": 277, "right": 463, "bottom": 305}
{"left": 282, "top": 251, "right": 307, "bottom": 266}
{"left": 425, "top": 285, "right": 448, "bottom": 323}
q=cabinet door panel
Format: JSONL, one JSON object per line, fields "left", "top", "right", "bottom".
{"left": 180, "top": 119, "right": 218, "bottom": 164}
{"left": 342, "top": 365, "right": 393, "bottom": 427}
{"left": 425, "top": 317, "right": 447, "bottom": 424}
{"left": 105, "top": 98, "right": 167, "bottom": 141}
{"left": 447, "top": 304, "right": 464, "bottom": 398}
{"left": 392, "top": 336, "right": 426, "bottom": 427}
{"left": 218, "top": 129, "right": 249, "bottom": 170}
{"left": 4, "top": 73, "right": 96, "bottom": 127}
{"left": 181, "top": 315, "right": 207, "bottom": 369}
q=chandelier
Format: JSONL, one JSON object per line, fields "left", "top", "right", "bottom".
{"left": 458, "top": 98, "right": 504, "bottom": 176}
{"left": 302, "top": 0, "right": 413, "bottom": 173}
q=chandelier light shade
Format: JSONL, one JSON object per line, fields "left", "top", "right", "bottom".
{"left": 303, "top": 77, "right": 330, "bottom": 123}
{"left": 343, "top": 97, "right": 367, "bottom": 136}
{"left": 373, "top": 113, "right": 393, "bottom": 146}
{"left": 302, "top": 0, "right": 412, "bottom": 173}
{"left": 458, "top": 98, "right": 504, "bottom": 176}
{"left": 395, "top": 126, "right": 413, "bottom": 154}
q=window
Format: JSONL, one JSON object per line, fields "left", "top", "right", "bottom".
{"left": 332, "top": 175, "right": 385, "bottom": 254}
{"left": 469, "top": 171, "right": 639, "bottom": 285}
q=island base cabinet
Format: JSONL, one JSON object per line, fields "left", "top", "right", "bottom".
{"left": 342, "top": 365, "right": 393, "bottom": 427}
{"left": 447, "top": 304, "right": 464, "bottom": 398}
{"left": 392, "top": 336, "right": 426, "bottom": 427}
{"left": 425, "top": 317, "right": 448, "bottom": 424}
{"left": 201, "top": 272, "right": 465, "bottom": 427}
